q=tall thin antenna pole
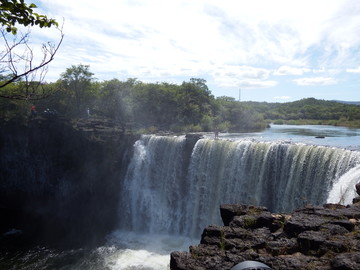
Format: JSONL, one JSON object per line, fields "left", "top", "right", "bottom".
{"left": 239, "top": 88, "right": 241, "bottom": 102}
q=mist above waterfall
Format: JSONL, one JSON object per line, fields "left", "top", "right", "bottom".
{"left": 120, "top": 135, "right": 360, "bottom": 238}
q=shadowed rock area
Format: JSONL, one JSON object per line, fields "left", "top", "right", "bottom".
{"left": 0, "top": 117, "right": 138, "bottom": 250}
{"left": 170, "top": 202, "right": 360, "bottom": 270}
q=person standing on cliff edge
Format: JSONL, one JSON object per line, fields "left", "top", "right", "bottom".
{"left": 214, "top": 128, "right": 219, "bottom": 139}
{"left": 31, "top": 105, "right": 37, "bottom": 118}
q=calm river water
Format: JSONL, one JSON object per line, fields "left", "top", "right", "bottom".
{"left": 212, "top": 124, "right": 360, "bottom": 150}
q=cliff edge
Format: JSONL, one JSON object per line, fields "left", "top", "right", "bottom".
{"left": 0, "top": 117, "right": 138, "bottom": 249}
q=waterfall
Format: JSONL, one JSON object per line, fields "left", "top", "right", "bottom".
{"left": 119, "top": 135, "right": 360, "bottom": 238}
{"left": 327, "top": 164, "right": 360, "bottom": 205}
{"left": 119, "top": 135, "right": 190, "bottom": 234}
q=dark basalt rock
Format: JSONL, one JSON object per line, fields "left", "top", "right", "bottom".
{"left": 0, "top": 118, "right": 139, "bottom": 250}
{"left": 185, "top": 133, "right": 204, "bottom": 143}
{"left": 356, "top": 183, "right": 360, "bottom": 196}
{"left": 170, "top": 203, "right": 360, "bottom": 270}
{"left": 331, "top": 253, "right": 360, "bottom": 269}
{"left": 221, "top": 204, "right": 268, "bottom": 226}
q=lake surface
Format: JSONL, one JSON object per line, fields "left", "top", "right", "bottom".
{"left": 212, "top": 124, "right": 360, "bottom": 150}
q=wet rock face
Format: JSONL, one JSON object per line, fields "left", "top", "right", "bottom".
{"left": 170, "top": 203, "right": 360, "bottom": 270}
{"left": 0, "top": 118, "right": 138, "bottom": 250}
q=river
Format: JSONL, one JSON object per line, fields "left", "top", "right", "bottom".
{"left": 211, "top": 124, "right": 360, "bottom": 150}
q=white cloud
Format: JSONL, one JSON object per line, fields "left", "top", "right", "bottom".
{"left": 312, "top": 68, "right": 326, "bottom": 73}
{"left": 212, "top": 65, "right": 274, "bottom": 88}
{"left": 274, "top": 66, "right": 310, "bottom": 76}
{"left": 213, "top": 76, "right": 277, "bottom": 89}
{"left": 238, "top": 79, "right": 278, "bottom": 89}
{"left": 213, "top": 65, "right": 270, "bottom": 79}
{"left": 346, "top": 66, "right": 360, "bottom": 73}
{"left": 293, "top": 77, "right": 338, "bottom": 86}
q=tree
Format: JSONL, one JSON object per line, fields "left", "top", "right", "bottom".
{"left": 60, "top": 64, "right": 94, "bottom": 117}
{"left": 130, "top": 81, "right": 179, "bottom": 130}
{"left": 0, "top": 0, "right": 64, "bottom": 99}
{"left": 177, "top": 79, "right": 213, "bottom": 126}
{"left": 97, "top": 79, "right": 134, "bottom": 130}
{"left": 213, "top": 97, "right": 267, "bottom": 132}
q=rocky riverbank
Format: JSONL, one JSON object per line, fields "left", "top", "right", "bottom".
{"left": 171, "top": 201, "right": 360, "bottom": 270}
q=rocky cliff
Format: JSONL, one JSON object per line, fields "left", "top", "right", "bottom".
{"left": 0, "top": 117, "right": 138, "bottom": 250}
{"left": 171, "top": 202, "right": 360, "bottom": 270}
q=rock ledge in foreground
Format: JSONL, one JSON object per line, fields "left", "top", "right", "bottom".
{"left": 170, "top": 203, "right": 360, "bottom": 270}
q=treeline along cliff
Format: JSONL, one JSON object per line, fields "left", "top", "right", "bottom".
{"left": 5, "top": 64, "right": 360, "bottom": 134}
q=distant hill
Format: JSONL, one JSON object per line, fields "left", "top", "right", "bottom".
{"left": 242, "top": 98, "right": 360, "bottom": 124}
{"left": 331, "top": 100, "right": 360, "bottom": 106}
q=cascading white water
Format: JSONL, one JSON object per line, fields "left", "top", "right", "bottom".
{"left": 327, "top": 164, "right": 360, "bottom": 205}
{"left": 119, "top": 135, "right": 360, "bottom": 238}
{"left": 184, "top": 139, "right": 360, "bottom": 236}
{"left": 119, "top": 135, "right": 190, "bottom": 234}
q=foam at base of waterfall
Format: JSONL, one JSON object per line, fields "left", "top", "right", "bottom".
{"left": 103, "top": 230, "right": 196, "bottom": 270}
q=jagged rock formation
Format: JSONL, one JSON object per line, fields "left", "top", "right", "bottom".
{"left": 170, "top": 203, "right": 360, "bottom": 270}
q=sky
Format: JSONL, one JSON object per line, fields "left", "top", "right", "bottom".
{"left": 25, "top": 0, "right": 360, "bottom": 102}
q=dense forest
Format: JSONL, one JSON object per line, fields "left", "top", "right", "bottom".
{"left": 2, "top": 64, "right": 360, "bottom": 133}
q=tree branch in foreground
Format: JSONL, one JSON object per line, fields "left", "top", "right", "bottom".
{"left": 0, "top": 25, "right": 64, "bottom": 100}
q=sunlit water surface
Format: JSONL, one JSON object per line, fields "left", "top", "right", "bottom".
{"left": 211, "top": 124, "right": 360, "bottom": 150}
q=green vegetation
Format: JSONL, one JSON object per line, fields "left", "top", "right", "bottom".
{"left": 0, "top": 0, "right": 63, "bottom": 98}
{"left": 219, "top": 229, "right": 226, "bottom": 251}
{"left": 0, "top": 64, "right": 266, "bottom": 133}
{"left": 2, "top": 65, "right": 360, "bottom": 133}
{"left": 0, "top": 0, "right": 58, "bottom": 34}
{"left": 248, "top": 97, "right": 360, "bottom": 128}
{"left": 242, "top": 215, "right": 257, "bottom": 229}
